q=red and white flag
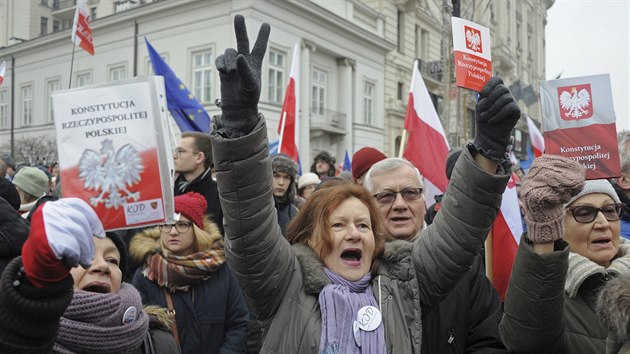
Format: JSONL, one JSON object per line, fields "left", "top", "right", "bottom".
{"left": 526, "top": 116, "right": 545, "bottom": 157}
{"left": 277, "top": 44, "right": 299, "bottom": 163}
{"left": 403, "top": 60, "right": 450, "bottom": 206}
{"left": 0, "top": 61, "right": 6, "bottom": 87}
{"left": 72, "top": 0, "right": 95, "bottom": 55}
{"left": 491, "top": 172, "right": 522, "bottom": 301}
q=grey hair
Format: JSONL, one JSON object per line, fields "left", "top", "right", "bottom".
{"left": 619, "top": 131, "right": 630, "bottom": 174}
{"left": 363, "top": 157, "right": 423, "bottom": 193}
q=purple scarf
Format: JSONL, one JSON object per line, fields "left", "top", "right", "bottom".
{"left": 53, "top": 283, "right": 149, "bottom": 354}
{"left": 318, "top": 268, "right": 386, "bottom": 354}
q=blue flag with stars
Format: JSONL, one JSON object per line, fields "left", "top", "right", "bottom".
{"left": 145, "top": 38, "right": 211, "bottom": 132}
{"left": 342, "top": 150, "right": 352, "bottom": 172}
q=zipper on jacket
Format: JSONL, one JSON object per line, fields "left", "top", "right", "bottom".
{"left": 447, "top": 330, "right": 455, "bottom": 345}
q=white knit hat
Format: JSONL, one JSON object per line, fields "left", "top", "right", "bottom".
{"left": 565, "top": 179, "right": 621, "bottom": 207}
{"left": 298, "top": 172, "right": 321, "bottom": 189}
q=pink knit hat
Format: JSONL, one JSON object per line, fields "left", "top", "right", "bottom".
{"left": 174, "top": 192, "right": 207, "bottom": 229}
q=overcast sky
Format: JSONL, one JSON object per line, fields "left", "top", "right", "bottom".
{"left": 545, "top": 0, "right": 629, "bottom": 131}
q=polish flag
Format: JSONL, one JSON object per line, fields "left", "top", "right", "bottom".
{"left": 526, "top": 116, "right": 544, "bottom": 157}
{"left": 277, "top": 44, "right": 299, "bottom": 163}
{"left": 403, "top": 60, "right": 449, "bottom": 206}
{"left": 0, "top": 61, "right": 6, "bottom": 87}
{"left": 491, "top": 172, "right": 522, "bottom": 301}
{"left": 72, "top": 0, "right": 95, "bottom": 55}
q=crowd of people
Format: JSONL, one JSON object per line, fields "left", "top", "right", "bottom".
{"left": 1, "top": 13, "right": 630, "bottom": 354}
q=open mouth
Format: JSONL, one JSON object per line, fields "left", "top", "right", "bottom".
{"left": 341, "top": 249, "right": 363, "bottom": 265}
{"left": 592, "top": 237, "right": 612, "bottom": 245}
{"left": 82, "top": 282, "right": 111, "bottom": 293}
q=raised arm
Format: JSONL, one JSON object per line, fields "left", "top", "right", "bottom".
{"left": 500, "top": 155, "right": 585, "bottom": 353}
{"left": 211, "top": 15, "right": 295, "bottom": 322}
{"left": 414, "top": 77, "right": 520, "bottom": 305}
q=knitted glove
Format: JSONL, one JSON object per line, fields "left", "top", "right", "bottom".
{"left": 473, "top": 77, "right": 522, "bottom": 163}
{"left": 521, "top": 155, "right": 585, "bottom": 243}
{"left": 22, "top": 198, "right": 105, "bottom": 288}
{"left": 215, "top": 15, "right": 270, "bottom": 138}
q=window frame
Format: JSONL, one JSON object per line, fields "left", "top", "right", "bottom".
{"left": 191, "top": 48, "right": 213, "bottom": 104}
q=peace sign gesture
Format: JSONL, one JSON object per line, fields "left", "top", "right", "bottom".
{"left": 216, "top": 15, "right": 271, "bottom": 137}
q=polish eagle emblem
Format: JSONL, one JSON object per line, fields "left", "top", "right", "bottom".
{"left": 558, "top": 85, "right": 592, "bottom": 120}
{"left": 465, "top": 26, "right": 482, "bottom": 53}
{"left": 78, "top": 139, "right": 144, "bottom": 208}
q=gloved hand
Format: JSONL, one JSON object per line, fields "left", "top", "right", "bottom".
{"left": 521, "top": 155, "right": 585, "bottom": 243}
{"left": 473, "top": 77, "right": 521, "bottom": 163}
{"left": 215, "top": 15, "right": 270, "bottom": 138}
{"left": 22, "top": 198, "right": 105, "bottom": 288}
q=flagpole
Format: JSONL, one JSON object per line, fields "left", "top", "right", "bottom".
{"left": 69, "top": 36, "right": 76, "bottom": 89}
{"left": 398, "top": 129, "right": 407, "bottom": 158}
{"left": 277, "top": 111, "right": 286, "bottom": 155}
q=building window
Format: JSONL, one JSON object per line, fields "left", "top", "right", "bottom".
{"left": 41, "top": 17, "right": 48, "bottom": 36}
{"left": 22, "top": 85, "right": 33, "bottom": 126}
{"left": 0, "top": 91, "right": 7, "bottom": 129}
{"left": 268, "top": 49, "right": 285, "bottom": 104}
{"left": 516, "top": 21, "right": 522, "bottom": 50}
{"left": 415, "top": 27, "right": 429, "bottom": 59}
{"left": 53, "top": 20, "right": 60, "bottom": 32}
{"left": 76, "top": 72, "right": 91, "bottom": 87}
{"left": 311, "top": 68, "right": 327, "bottom": 116}
{"left": 109, "top": 65, "right": 127, "bottom": 81}
{"left": 47, "top": 79, "right": 60, "bottom": 123}
{"left": 363, "top": 81, "right": 375, "bottom": 125}
{"left": 397, "top": 82, "right": 404, "bottom": 100}
{"left": 41, "top": 0, "right": 48, "bottom": 6}
{"left": 192, "top": 49, "right": 212, "bottom": 103}
{"left": 466, "top": 108, "right": 475, "bottom": 139}
{"left": 91, "top": 7, "right": 97, "bottom": 20}
{"left": 397, "top": 10, "right": 404, "bottom": 53}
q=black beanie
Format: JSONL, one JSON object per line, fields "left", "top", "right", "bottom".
{"left": 445, "top": 148, "right": 464, "bottom": 180}
{"left": 0, "top": 178, "right": 20, "bottom": 210}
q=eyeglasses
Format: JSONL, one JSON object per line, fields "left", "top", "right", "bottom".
{"left": 159, "top": 221, "right": 193, "bottom": 233}
{"left": 373, "top": 188, "right": 423, "bottom": 205}
{"left": 173, "top": 148, "right": 199, "bottom": 158}
{"left": 567, "top": 203, "right": 623, "bottom": 224}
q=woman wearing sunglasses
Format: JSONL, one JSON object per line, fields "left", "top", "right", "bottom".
{"left": 130, "top": 192, "right": 249, "bottom": 354}
{"left": 500, "top": 155, "right": 629, "bottom": 354}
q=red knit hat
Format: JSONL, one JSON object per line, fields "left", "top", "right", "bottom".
{"left": 174, "top": 192, "right": 207, "bottom": 229}
{"left": 352, "top": 147, "right": 387, "bottom": 180}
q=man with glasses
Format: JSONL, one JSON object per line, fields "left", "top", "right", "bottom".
{"left": 364, "top": 157, "right": 507, "bottom": 353}
{"left": 173, "top": 131, "right": 223, "bottom": 233}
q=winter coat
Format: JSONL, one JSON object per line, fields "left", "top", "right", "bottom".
{"left": 500, "top": 238, "right": 630, "bottom": 354}
{"left": 0, "top": 197, "right": 29, "bottom": 274}
{"left": 421, "top": 254, "right": 507, "bottom": 353}
{"left": 0, "top": 257, "right": 180, "bottom": 354}
{"left": 210, "top": 117, "right": 509, "bottom": 353}
{"left": 130, "top": 227, "right": 249, "bottom": 354}
{"left": 174, "top": 168, "right": 224, "bottom": 235}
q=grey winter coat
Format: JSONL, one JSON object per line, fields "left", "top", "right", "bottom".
{"left": 500, "top": 238, "right": 630, "bottom": 354}
{"left": 211, "top": 118, "right": 509, "bottom": 353}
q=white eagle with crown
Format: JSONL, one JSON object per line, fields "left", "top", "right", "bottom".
{"left": 559, "top": 87, "right": 591, "bottom": 120}
{"left": 78, "top": 139, "right": 144, "bottom": 208}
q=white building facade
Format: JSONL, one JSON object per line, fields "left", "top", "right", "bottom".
{"left": 0, "top": 0, "right": 554, "bottom": 168}
{"left": 0, "top": 0, "right": 392, "bottom": 169}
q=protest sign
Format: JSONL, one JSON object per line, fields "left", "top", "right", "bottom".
{"left": 452, "top": 17, "right": 492, "bottom": 92}
{"left": 540, "top": 74, "right": 620, "bottom": 179}
{"left": 53, "top": 76, "right": 175, "bottom": 230}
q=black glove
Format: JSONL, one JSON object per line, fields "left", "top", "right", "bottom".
{"left": 473, "top": 77, "right": 521, "bottom": 163}
{"left": 215, "top": 15, "right": 270, "bottom": 138}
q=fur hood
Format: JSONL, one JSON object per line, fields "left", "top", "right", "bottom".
{"left": 129, "top": 219, "right": 222, "bottom": 263}
{"left": 144, "top": 305, "right": 173, "bottom": 331}
{"left": 597, "top": 274, "right": 630, "bottom": 353}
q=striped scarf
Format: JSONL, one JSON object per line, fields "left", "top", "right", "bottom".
{"left": 143, "top": 240, "right": 225, "bottom": 292}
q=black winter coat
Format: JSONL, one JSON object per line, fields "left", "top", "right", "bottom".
{"left": 0, "top": 197, "right": 29, "bottom": 274}
{"left": 421, "top": 255, "right": 507, "bottom": 353}
{"left": 132, "top": 265, "right": 249, "bottom": 354}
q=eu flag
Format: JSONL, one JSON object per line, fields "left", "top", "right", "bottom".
{"left": 342, "top": 150, "right": 352, "bottom": 172}
{"left": 145, "top": 38, "right": 211, "bottom": 132}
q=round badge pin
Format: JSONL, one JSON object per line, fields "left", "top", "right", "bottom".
{"left": 356, "top": 305, "right": 382, "bottom": 332}
{"left": 122, "top": 306, "right": 138, "bottom": 325}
